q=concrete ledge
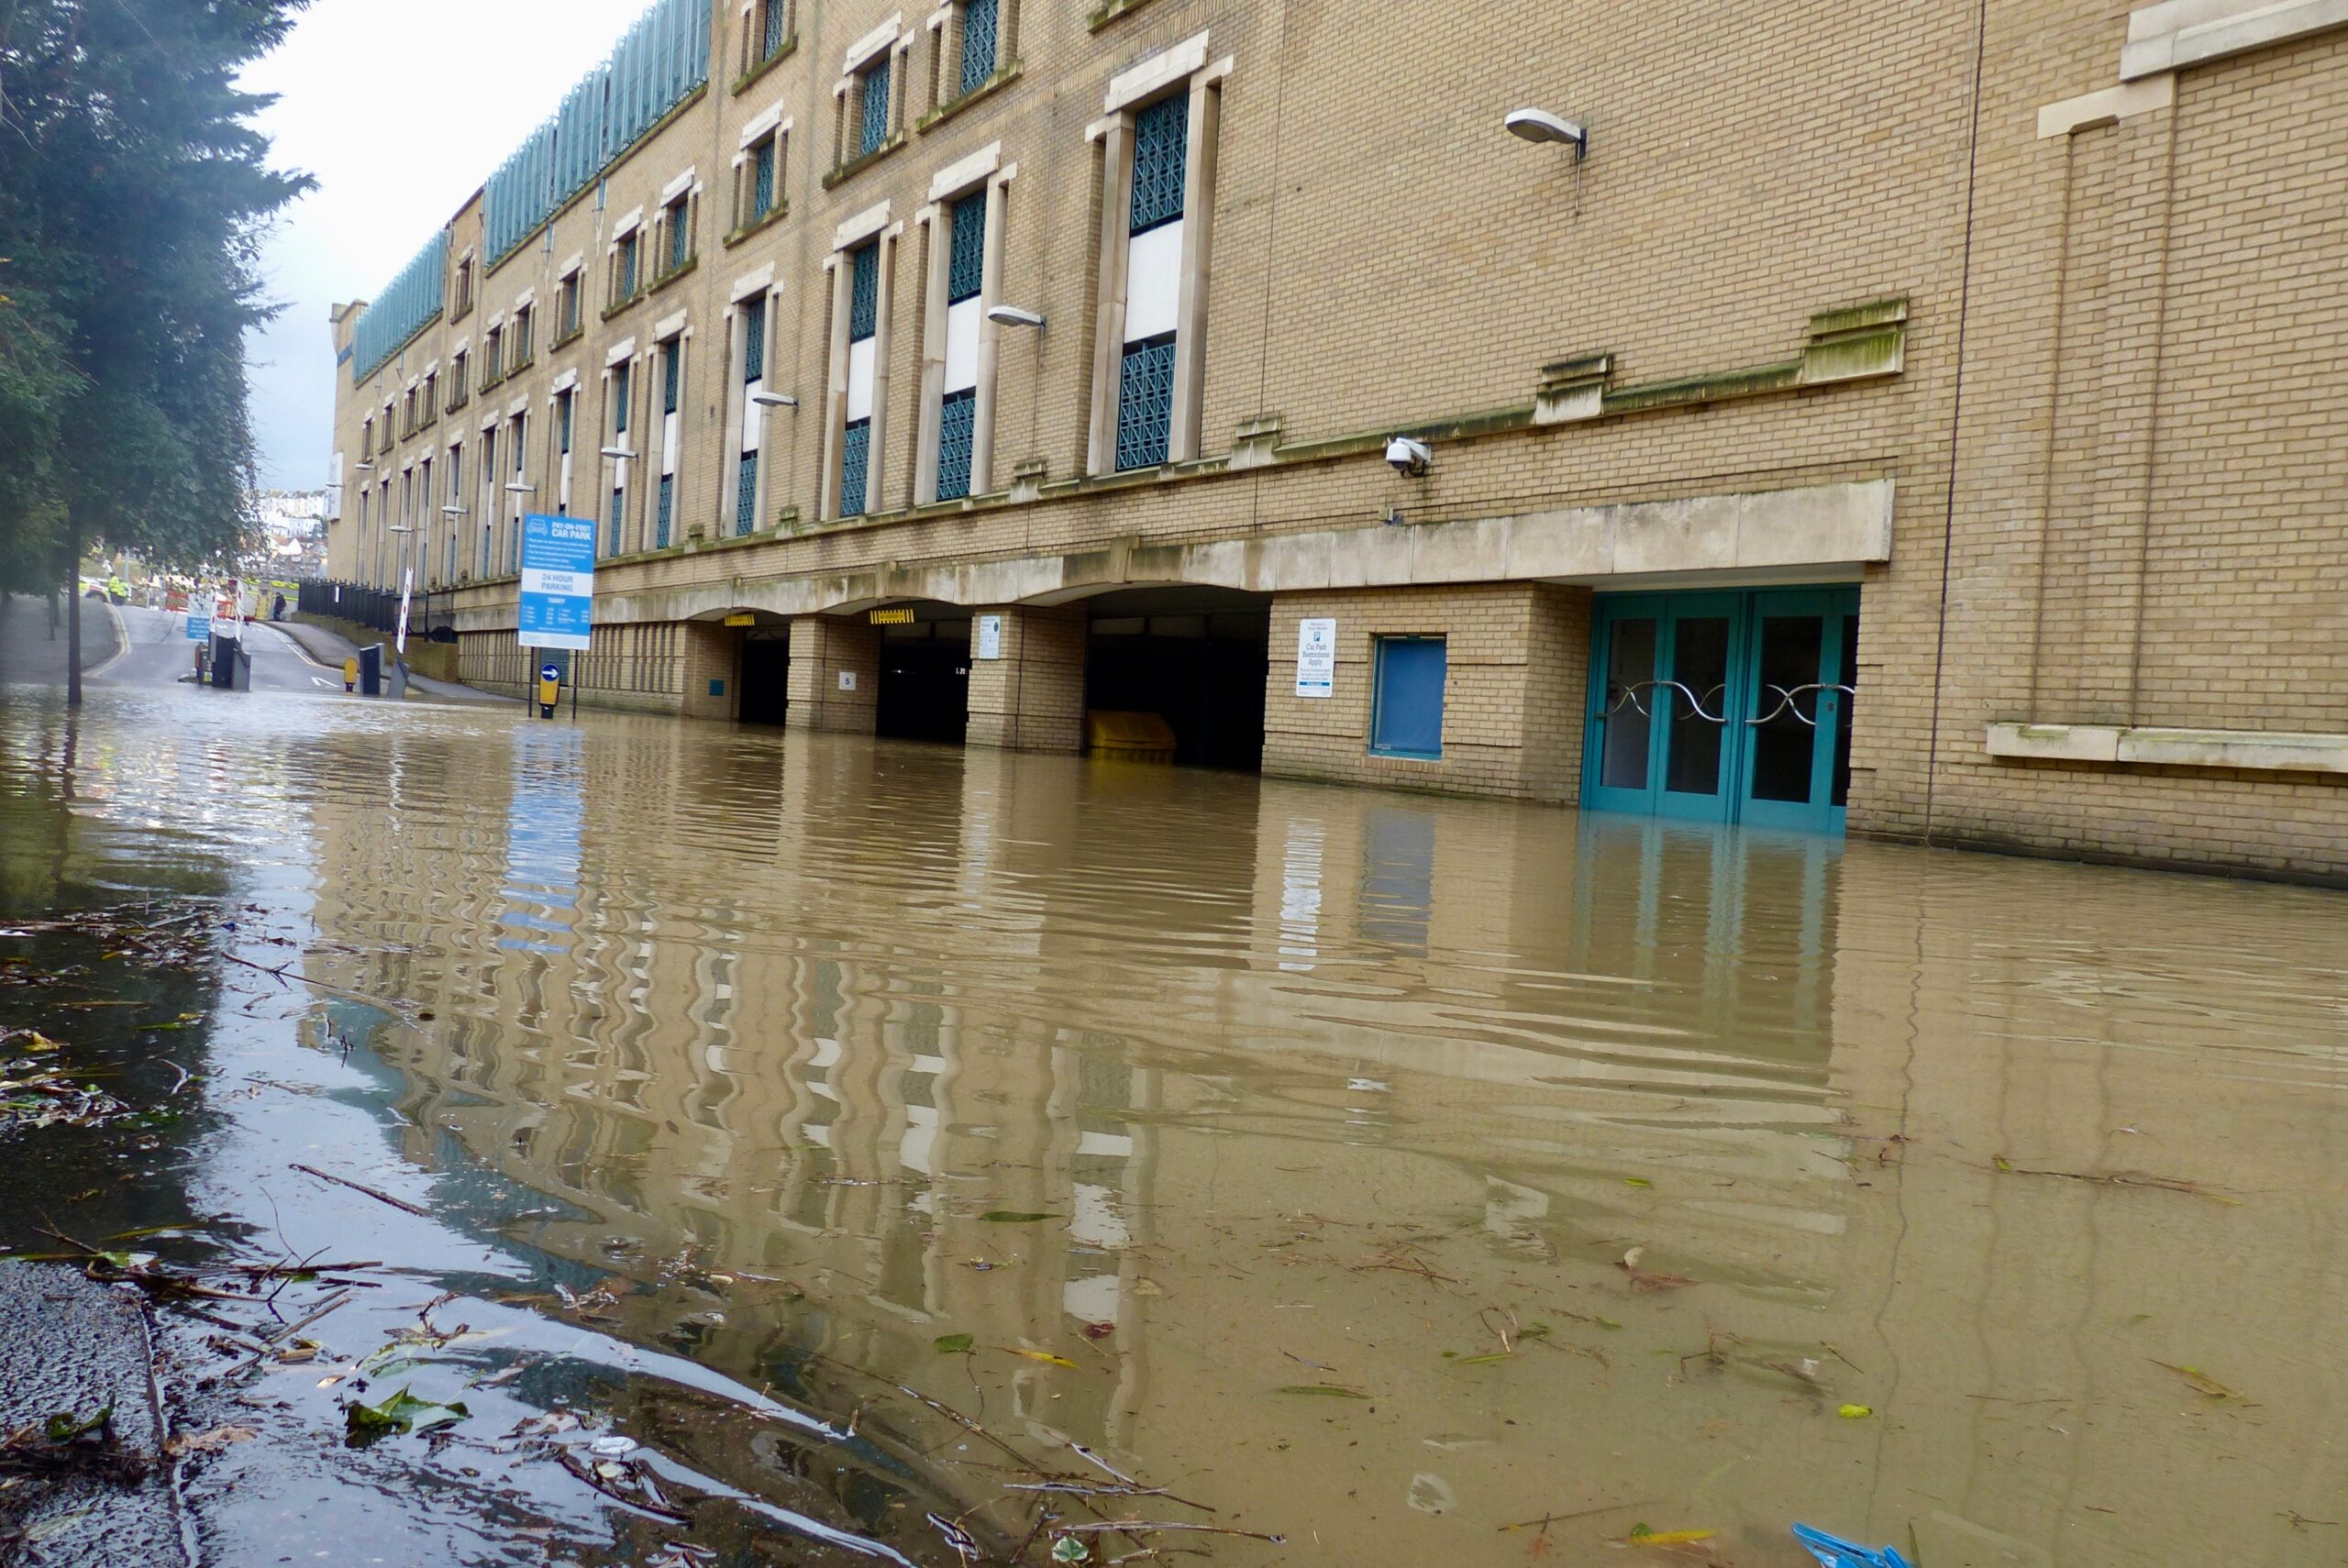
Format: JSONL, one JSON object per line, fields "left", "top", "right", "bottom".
{"left": 2123, "top": 0, "right": 2348, "bottom": 79}
{"left": 544, "top": 477, "right": 1894, "bottom": 631}
{"left": 2038, "top": 75, "right": 2175, "bottom": 137}
{"left": 1988, "top": 721, "right": 2348, "bottom": 774}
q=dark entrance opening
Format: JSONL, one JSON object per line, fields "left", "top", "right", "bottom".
{"left": 876, "top": 605, "right": 970, "bottom": 745}
{"left": 737, "top": 628, "right": 791, "bottom": 725}
{"left": 1085, "top": 587, "right": 1271, "bottom": 770}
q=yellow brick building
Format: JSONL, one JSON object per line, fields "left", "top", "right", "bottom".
{"left": 326, "top": 0, "right": 2348, "bottom": 880}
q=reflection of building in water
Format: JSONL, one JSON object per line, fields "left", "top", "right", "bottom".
{"left": 293, "top": 715, "right": 2348, "bottom": 1565}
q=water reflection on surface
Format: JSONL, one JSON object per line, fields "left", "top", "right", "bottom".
{"left": 15, "top": 681, "right": 2348, "bottom": 1565}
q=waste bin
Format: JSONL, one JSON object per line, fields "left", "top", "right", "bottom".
{"left": 359, "top": 643, "right": 383, "bottom": 697}
{"left": 208, "top": 634, "right": 236, "bottom": 690}
{"left": 227, "top": 642, "right": 252, "bottom": 691}
{"left": 1086, "top": 710, "right": 1179, "bottom": 763}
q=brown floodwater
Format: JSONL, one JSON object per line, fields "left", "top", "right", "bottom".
{"left": 6, "top": 665, "right": 2347, "bottom": 1567}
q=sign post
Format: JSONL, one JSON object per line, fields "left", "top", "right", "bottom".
{"left": 395, "top": 568, "right": 414, "bottom": 658}
{"left": 517, "top": 513, "right": 595, "bottom": 721}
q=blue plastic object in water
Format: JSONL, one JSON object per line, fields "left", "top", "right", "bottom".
{"left": 1794, "top": 1524, "right": 1914, "bottom": 1568}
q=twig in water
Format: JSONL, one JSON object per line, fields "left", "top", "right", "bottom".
{"left": 225, "top": 1289, "right": 354, "bottom": 1378}
{"left": 1056, "top": 1522, "right": 1286, "bottom": 1544}
{"left": 289, "top": 1163, "right": 432, "bottom": 1218}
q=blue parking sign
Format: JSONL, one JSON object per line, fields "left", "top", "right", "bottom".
{"left": 516, "top": 513, "right": 595, "bottom": 652}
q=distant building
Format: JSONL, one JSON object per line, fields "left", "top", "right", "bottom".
{"left": 327, "top": 0, "right": 2348, "bottom": 880}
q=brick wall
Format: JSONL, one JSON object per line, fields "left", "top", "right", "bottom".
{"left": 785, "top": 616, "right": 880, "bottom": 732}
{"left": 1265, "top": 585, "right": 1590, "bottom": 801}
{"left": 967, "top": 604, "right": 1087, "bottom": 753}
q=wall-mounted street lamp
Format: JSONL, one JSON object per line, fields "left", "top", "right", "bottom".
{"left": 599, "top": 446, "right": 637, "bottom": 461}
{"left": 987, "top": 304, "right": 1046, "bottom": 331}
{"left": 1505, "top": 108, "right": 1589, "bottom": 160}
{"left": 750, "top": 392, "right": 798, "bottom": 409}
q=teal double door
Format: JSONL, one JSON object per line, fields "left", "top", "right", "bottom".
{"left": 1583, "top": 588, "right": 1858, "bottom": 834}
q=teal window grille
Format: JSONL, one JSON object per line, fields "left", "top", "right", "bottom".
{"left": 558, "top": 391, "right": 573, "bottom": 453}
{"left": 858, "top": 58, "right": 892, "bottom": 158}
{"left": 657, "top": 473, "right": 674, "bottom": 547}
{"left": 613, "top": 361, "right": 632, "bottom": 435}
{"left": 937, "top": 391, "right": 976, "bottom": 501}
{"left": 840, "top": 421, "right": 870, "bottom": 517}
{"left": 743, "top": 299, "right": 766, "bottom": 381}
{"left": 1370, "top": 636, "right": 1447, "bottom": 759}
{"left": 1115, "top": 334, "right": 1176, "bottom": 471}
{"left": 848, "top": 244, "right": 879, "bottom": 341}
{"left": 665, "top": 201, "right": 689, "bottom": 274}
{"left": 761, "top": 0, "right": 787, "bottom": 59}
{"left": 1130, "top": 93, "right": 1188, "bottom": 236}
{"left": 958, "top": 0, "right": 999, "bottom": 98}
{"left": 618, "top": 234, "right": 639, "bottom": 299}
{"left": 947, "top": 193, "right": 985, "bottom": 304}
{"left": 662, "top": 341, "right": 681, "bottom": 414}
{"left": 605, "top": 487, "right": 623, "bottom": 558}
{"left": 751, "top": 136, "right": 777, "bottom": 219}
{"left": 480, "top": 522, "right": 491, "bottom": 578}
{"left": 736, "top": 452, "right": 759, "bottom": 535}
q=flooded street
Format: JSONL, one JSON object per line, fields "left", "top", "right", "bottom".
{"left": 5, "top": 639, "right": 2347, "bottom": 1566}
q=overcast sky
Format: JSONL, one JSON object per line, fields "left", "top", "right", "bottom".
{"left": 239, "top": 0, "right": 655, "bottom": 491}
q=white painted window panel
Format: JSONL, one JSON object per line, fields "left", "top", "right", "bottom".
{"left": 1124, "top": 219, "right": 1183, "bottom": 343}
{"left": 741, "top": 379, "right": 764, "bottom": 452}
{"left": 847, "top": 337, "right": 877, "bottom": 422}
{"left": 328, "top": 453, "right": 345, "bottom": 519}
{"left": 944, "top": 297, "right": 982, "bottom": 393}
{"left": 559, "top": 451, "right": 573, "bottom": 511}
{"left": 662, "top": 410, "right": 680, "bottom": 472}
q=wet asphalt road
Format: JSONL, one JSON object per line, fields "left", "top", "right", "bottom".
{"left": 99, "top": 605, "right": 357, "bottom": 697}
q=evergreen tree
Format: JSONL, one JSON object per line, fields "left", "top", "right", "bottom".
{"left": 0, "top": 0, "right": 311, "bottom": 699}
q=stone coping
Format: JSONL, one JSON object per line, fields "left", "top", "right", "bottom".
{"left": 1988, "top": 721, "right": 2348, "bottom": 775}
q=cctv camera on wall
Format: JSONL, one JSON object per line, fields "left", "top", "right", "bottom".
{"left": 1385, "top": 436, "right": 1433, "bottom": 478}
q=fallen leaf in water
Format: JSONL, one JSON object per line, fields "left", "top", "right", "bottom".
{"left": 165, "top": 1425, "right": 256, "bottom": 1457}
{"left": 1623, "top": 1177, "right": 1653, "bottom": 1188}
{"left": 1006, "top": 1349, "right": 1079, "bottom": 1369}
{"left": 2153, "top": 1361, "right": 2241, "bottom": 1399}
{"left": 344, "top": 1387, "right": 470, "bottom": 1447}
{"left": 1080, "top": 1320, "right": 1114, "bottom": 1341}
{"left": 1994, "top": 1155, "right": 2013, "bottom": 1172}
{"left": 1279, "top": 1384, "right": 1370, "bottom": 1398}
{"left": 1622, "top": 1527, "right": 1717, "bottom": 1546}
{"left": 1838, "top": 1404, "right": 1873, "bottom": 1419}
{"left": 1456, "top": 1353, "right": 1515, "bottom": 1366}
{"left": 934, "top": 1333, "right": 975, "bottom": 1354}
{"left": 979, "top": 1211, "right": 1054, "bottom": 1224}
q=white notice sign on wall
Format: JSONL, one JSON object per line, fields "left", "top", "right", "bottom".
{"left": 1295, "top": 618, "right": 1336, "bottom": 699}
{"left": 976, "top": 613, "right": 1003, "bottom": 661}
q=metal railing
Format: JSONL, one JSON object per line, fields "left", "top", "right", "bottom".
{"left": 295, "top": 580, "right": 457, "bottom": 642}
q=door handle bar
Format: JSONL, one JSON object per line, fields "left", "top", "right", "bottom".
{"left": 1600, "top": 679, "right": 1728, "bottom": 724}
{"left": 1746, "top": 683, "right": 1857, "bottom": 728}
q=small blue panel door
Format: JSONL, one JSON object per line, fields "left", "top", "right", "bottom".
{"left": 1371, "top": 636, "right": 1446, "bottom": 759}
